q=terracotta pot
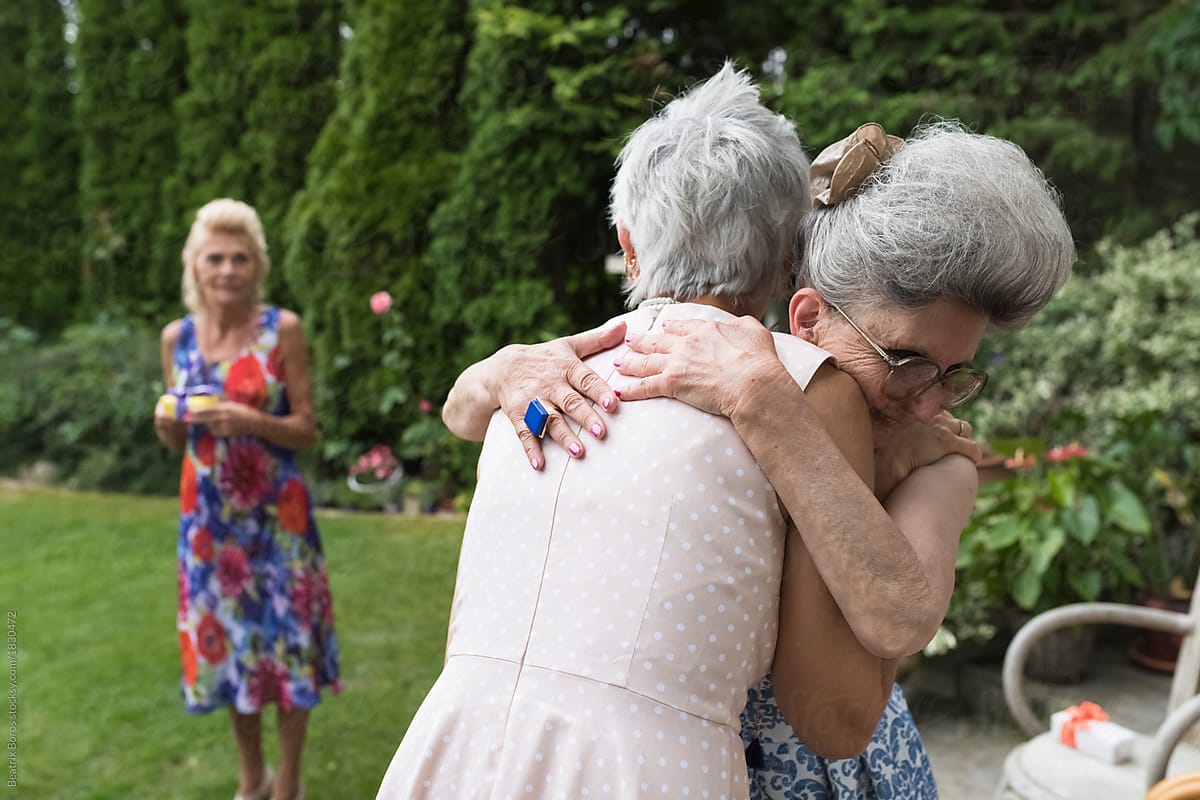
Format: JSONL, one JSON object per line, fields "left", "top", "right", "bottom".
{"left": 1130, "top": 590, "right": 1193, "bottom": 674}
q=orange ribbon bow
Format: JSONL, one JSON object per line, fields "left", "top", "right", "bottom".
{"left": 1059, "top": 701, "right": 1108, "bottom": 748}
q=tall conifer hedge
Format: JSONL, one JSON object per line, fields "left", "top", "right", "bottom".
{"left": 284, "top": 0, "right": 469, "bottom": 467}
{"left": 75, "top": 0, "right": 186, "bottom": 319}
{"left": 19, "top": 0, "right": 81, "bottom": 330}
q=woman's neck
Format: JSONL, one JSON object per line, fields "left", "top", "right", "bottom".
{"left": 203, "top": 302, "right": 258, "bottom": 334}
{"left": 684, "top": 293, "right": 764, "bottom": 319}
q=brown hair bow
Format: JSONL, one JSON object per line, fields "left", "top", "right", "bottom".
{"left": 810, "top": 122, "right": 903, "bottom": 208}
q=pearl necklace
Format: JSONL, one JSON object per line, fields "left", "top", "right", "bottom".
{"left": 638, "top": 297, "right": 679, "bottom": 311}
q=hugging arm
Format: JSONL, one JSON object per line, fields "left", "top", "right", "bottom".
{"left": 442, "top": 324, "right": 977, "bottom": 753}
{"left": 767, "top": 364, "right": 977, "bottom": 755}
{"left": 617, "top": 317, "right": 976, "bottom": 658}
{"left": 768, "top": 363, "right": 895, "bottom": 756}
{"left": 442, "top": 322, "right": 627, "bottom": 469}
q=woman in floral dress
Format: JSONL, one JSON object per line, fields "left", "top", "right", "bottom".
{"left": 153, "top": 198, "right": 340, "bottom": 800}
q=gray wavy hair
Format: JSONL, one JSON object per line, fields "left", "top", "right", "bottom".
{"left": 795, "top": 120, "right": 1075, "bottom": 329}
{"left": 610, "top": 62, "right": 810, "bottom": 311}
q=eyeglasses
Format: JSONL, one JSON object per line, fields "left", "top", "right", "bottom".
{"left": 830, "top": 304, "right": 988, "bottom": 408}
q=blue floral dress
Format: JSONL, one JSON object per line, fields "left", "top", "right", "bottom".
{"left": 740, "top": 675, "right": 937, "bottom": 799}
{"left": 173, "top": 306, "right": 341, "bottom": 714}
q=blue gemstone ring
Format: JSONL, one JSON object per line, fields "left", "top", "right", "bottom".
{"left": 524, "top": 398, "right": 551, "bottom": 438}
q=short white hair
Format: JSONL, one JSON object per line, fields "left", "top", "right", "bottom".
{"left": 795, "top": 120, "right": 1075, "bottom": 329}
{"left": 610, "top": 62, "right": 810, "bottom": 311}
{"left": 181, "top": 198, "right": 270, "bottom": 314}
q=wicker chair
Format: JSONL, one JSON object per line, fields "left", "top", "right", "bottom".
{"left": 997, "top": 591, "right": 1200, "bottom": 799}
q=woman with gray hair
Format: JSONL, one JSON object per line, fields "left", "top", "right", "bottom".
{"left": 443, "top": 120, "right": 1075, "bottom": 798}
{"left": 377, "top": 63, "right": 894, "bottom": 800}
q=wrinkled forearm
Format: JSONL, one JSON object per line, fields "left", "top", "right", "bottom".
{"left": 443, "top": 350, "right": 509, "bottom": 441}
{"left": 244, "top": 411, "right": 319, "bottom": 451}
{"left": 155, "top": 425, "right": 186, "bottom": 453}
{"left": 730, "top": 361, "right": 940, "bottom": 657}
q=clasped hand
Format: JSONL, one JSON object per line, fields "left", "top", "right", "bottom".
{"left": 162, "top": 400, "right": 258, "bottom": 438}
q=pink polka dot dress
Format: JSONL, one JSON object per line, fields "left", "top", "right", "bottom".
{"left": 378, "top": 303, "right": 832, "bottom": 800}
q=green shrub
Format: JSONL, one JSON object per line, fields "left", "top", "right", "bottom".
{"left": 970, "top": 214, "right": 1200, "bottom": 445}
{"left": 0, "top": 315, "right": 180, "bottom": 494}
{"left": 941, "top": 217, "right": 1200, "bottom": 652}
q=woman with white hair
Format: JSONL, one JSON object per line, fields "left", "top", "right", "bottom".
{"left": 376, "top": 63, "right": 894, "bottom": 800}
{"left": 443, "top": 119, "right": 1075, "bottom": 799}
{"left": 154, "top": 198, "right": 340, "bottom": 800}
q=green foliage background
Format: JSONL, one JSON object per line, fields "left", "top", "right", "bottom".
{"left": 3, "top": 0, "right": 1199, "bottom": 495}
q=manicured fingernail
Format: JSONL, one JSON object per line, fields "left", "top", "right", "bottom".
{"left": 601, "top": 397, "right": 612, "bottom": 410}
{"left": 625, "top": 336, "right": 633, "bottom": 343}
{"left": 591, "top": 424, "right": 603, "bottom": 438}
{"left": 530, "top": 457, "right": 541, "bottom": 470}
{"left": 613, "top": 388, "right": 622, "bottom": 398}
{"left": 569, "top": 442, "right": 582, "bottom": 456}
{"left": 613, "top": 358, "right": 622, "bottom": 367}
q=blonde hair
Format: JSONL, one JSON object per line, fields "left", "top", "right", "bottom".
{"left": 181, "top": 198, "right": 270, "bottom": 314}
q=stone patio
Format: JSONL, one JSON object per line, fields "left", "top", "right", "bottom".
{"left": 907, "top": 629, "right": 1175, "bottom": 798}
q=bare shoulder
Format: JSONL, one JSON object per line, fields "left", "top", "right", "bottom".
{"left": 805, "top": 362, "right": 869, "bottom": 420}
{"left": 277, "top": 308, "right": 306, "bottom": 339}
{"left": 161, "top": 318, "right": 183, "bottom": 346}
{"left": 914, "top": 452, "right": 980, "bottom": 492}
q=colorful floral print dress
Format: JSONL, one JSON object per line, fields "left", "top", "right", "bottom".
{"left": 740, "top": 676, "right": 938, "bottom": 799}
{"left": 173, "top": 306, "right": 341, "bottom": 714}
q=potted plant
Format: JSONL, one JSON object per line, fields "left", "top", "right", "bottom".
{"left": 1103, "top": 412, "right": 1200, "bottom": 672}
{"left": 953, "top": 439, "right": 1152, "bottom": 681}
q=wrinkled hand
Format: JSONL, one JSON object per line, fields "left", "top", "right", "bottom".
{"left": 185, "top": 401, "right": 259, "bottom": 438}
{"left": 613, "top": 316, "right": 782, "bottom": 419}
{"left": 495, "top": 322, "right": 627, "bottom": 470}
{"left": 875, "top": 412, "right": 981, "bottom": 500}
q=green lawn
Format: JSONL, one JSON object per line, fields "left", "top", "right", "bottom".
{"left": 0, "top": 485, "right": 463, "bottom": 799}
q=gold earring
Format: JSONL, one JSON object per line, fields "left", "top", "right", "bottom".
{"left": 624, "top": 252, "right": 638, "bottom": 281}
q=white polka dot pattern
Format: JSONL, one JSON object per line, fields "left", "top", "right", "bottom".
{"left": 378, "top": 305, "right": 832, "bottom": 800}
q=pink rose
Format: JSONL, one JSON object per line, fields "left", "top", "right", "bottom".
{"left": 369, "top": 291, "right": 393, "bottom": 315}
{"left": 419, "top": 399, "right": 433, "bottom": 414}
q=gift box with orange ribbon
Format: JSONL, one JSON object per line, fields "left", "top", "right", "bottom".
{"left": 1050, "top": 701, "right": 1135, "bottom": 763}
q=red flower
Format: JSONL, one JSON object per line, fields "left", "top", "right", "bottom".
{"left": 180, "top": 458, "right": 197, "bottom": 514}
{"left": 180, "top": 631, "right": 198, "bottom": 686}
{"left": 217, "top": 543, "right": 253, "bottom": 598}
{"left": 266, "top": 345, "right": 284, "bottom": 381}
{"left": 225, "top": 354, "right": 268, "bottom": 408}
{"left": 1046, "top": 442, "right": 1090, "bottom": 463}
{"left": 1004, "top": 452, "right": 1037, "bottom": 470}
{"left": 195, "top": 433, "right": 216, "bottom": 468}
{"left": 217, "top": 438, "right": 271, "bottom": 511}
{"left": 196, "top": 613, "right": 227, "bottom": 664}
{"left": 192, "top": 527, "right": 213, "bottom": 561}
{"left": 177, "top": 564, "right": 189, "bottom": 626}
{"left": 419, "top": 399, "right": 433, "bottom": 414}
{"left": 277, "top": 479, "right": 310, "bottom": 535}
{"left": 247, "top": 656, "right": 292, "bottom": 709}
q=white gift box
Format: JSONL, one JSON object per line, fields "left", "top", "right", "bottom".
{"left": 1051, "top": 706, "right": 1136, "bottom": 764}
